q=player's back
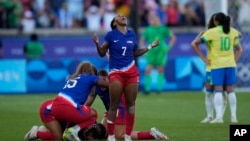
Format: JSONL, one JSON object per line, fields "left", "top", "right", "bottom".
{"left": 96, "top": 86, "right": 110, "bottom": 111}
{"left": 61, "top": 74, "right": 99, "bottom": 105}
{"left": 202, "top": 26, "right": 240, "bottom": 69}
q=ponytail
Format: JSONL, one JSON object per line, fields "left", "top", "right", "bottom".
{"left": 214, "top": 12, "right": 231, "bottom": 34}
{"left": 222, "top": 16, "right": 230, "bottom": 34}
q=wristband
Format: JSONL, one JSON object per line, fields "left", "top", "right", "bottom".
{"left": 147, "top": 44, "right": 152, "bottom": 50}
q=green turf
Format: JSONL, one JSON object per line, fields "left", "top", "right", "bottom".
{"left": 0, "top": 91, "right": 249, "bottom": 141}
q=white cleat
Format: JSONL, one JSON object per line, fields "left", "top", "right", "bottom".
{"left": 210, "top": 118, "right": 224, "bottom": 123}
{"left": 124, "top": 134, "right": 132, "bottom": 141}
{"left": 107, "top": 135, "right": 116, "bottom": 141}
{"left": 200, "top": 117, "right": 213, "bottom": 123}
{"left": 24, "top": 125, "right": 39, "bottom": 141}
{"left": 38, "top": 125, "right": 48, "bottom": 132}
{"left": 231, "top": 117, "right": 238, "bottom": 123}
{"left": 150, "top": 127, "right": 168, "bottom": 140}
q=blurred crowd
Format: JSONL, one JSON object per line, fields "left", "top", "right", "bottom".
{"left": 0, "top": 0, "right": 249, "bottom": 33}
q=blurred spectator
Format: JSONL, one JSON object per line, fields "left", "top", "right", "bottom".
{"left": 2, "top": 0, "right": 23, "bottom": 28}
{"left": 20, "top": 0, "right": 32, "bottom": 11}
{"left": 166, "top": 0, "right": 180, "bottom": 26}
{"left": 57, "top": 2, "right": 73, "bottom": 28}
{"left": 35, "top": 0, "right": 58, "bottom": 28}
{"left": 66, "top": 0, "right": 83, "bottom": 27}
{"left": 50, "top": 0, "right": 65, "bottom": 13}
{"left": 102, "top": 1, "right": 116, "bottom": 31}
{"left": 181, "top": 2, "right": 200, "bottom": 26}
{"left": 140, "top": 0, "right": 159, "bottom": 26}
{"left": 238, "top": 0, "right": 250, "bottom": 26}
{"left": 155, "top": 1, "right": 167, "bottom": 25}
{"left": 23, "top": 33, "right": 44, "bottom": 59}
{"left": 20, "top": 10, "right": 36, "bottom": 33}
{"left": 0, "top": 2, "right": 8, "bottom": 28}
{"left": 85, "top": 5, "right": 101, "bottom": 31}
{"left": 114, "top": 0, "right": 130, "bottom": 17}
{"left": 0, "top": 0, "right": 212, "bottom": 29}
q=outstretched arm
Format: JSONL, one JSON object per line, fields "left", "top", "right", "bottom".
{"left": 134, "top": 39, "right": 159, "bottom": 57}
{"left": 92, "top": 33, "right": 109, "bottom": 57}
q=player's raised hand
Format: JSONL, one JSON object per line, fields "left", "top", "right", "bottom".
{"left": 151, "top": 39, "right": 159, "bottom": 48}
{"left": 92, "top": 33, "right": 99, "bottom": 44}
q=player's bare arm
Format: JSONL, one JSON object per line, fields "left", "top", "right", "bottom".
{"left": 191, "top": 37, "right": 210, "bottom": 66}
{"left": 84, "top": 87, "right": 97, "bottom": 106}
{"left": 234, "top": 43, "right": 243, "bottom": 62}
{"left": 169, "top": 32, "right": 176, "bottom": 47}
{"left": 134, "top": 39, "right": 159, "bottom": 57}
{"left": 92, "top": 33, "right": 109, "bottom": 57}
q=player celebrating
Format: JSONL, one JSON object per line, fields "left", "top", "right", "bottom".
{"left": 191, "top": 12, "right": 243, "bottom": 123}
{"left": 92, "top": 14, "right": 159, "bottom": 141}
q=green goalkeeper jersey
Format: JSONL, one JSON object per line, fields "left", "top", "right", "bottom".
{"left": 142, "top": 25, "right": 172, "bottom": 52}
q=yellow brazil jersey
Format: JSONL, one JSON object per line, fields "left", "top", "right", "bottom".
{"left": 201, "top": 26, "right": 240, "bottom": 69}
{"left": 205, "top": 42, "right": 212, "bottom": 72}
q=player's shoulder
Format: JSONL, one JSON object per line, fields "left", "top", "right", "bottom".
{"left": 127, "top": 29, "right": 136, "bottom": 35}
{"left": 230, "top": 27, "right": 240, "bottom": 35}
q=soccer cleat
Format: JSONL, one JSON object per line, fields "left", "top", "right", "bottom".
{"left": 200, "top": 117, "right": 213, "bottom": 123}
{"left": 150, "top": 127, "right": 168, "bottom": 140}
{"left": 24, "top": 125, "right": 39, "bottom": 141}
{"left": 231, "top": 117, "right": 238, "bottom": 123}
{"left": 38, "top": 125, "right": 48, "bottom": 132}
{"left": 124, "top": 134, "right": 132, "bottom": 141}
{"left": 209, "top": 118, "right": 224, "bottom": 123}
{"left": 107, "top": 135, "right": 116, "bottom": 141}
{"left": 63, "top": 127, "right": 81, "bottom": 141}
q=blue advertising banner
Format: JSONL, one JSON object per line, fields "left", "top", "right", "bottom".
{"left": 0, "top": 60, "right": 26, "bottom": 93}
{"left": 26, "top": 58, "right": 108, "bottom": 93}
{"left": 1, "top": 34, "right": 205, "bottom": 59}
{"left": 0, "top": 33, "right": 248, "bottom": 93}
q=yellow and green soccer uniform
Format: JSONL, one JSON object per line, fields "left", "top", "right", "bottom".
{"left": 201, "top": 26, "right": 240, "bottom": 69}
{"left": 201, "top": 26, "right": 240, "bottom": 86}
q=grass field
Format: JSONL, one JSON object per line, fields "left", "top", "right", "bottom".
{"left": 0, "top": 91, "right": 250, "bottom": 141}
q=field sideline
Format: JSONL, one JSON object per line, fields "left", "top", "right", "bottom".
{"left": 0, "top": 91, "right": 250, "bottom": 141}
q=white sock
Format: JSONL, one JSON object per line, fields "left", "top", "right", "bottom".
{"left": 222, "top": 91, "right": 227, "bottom": 117}
{"left": 214, "top": 92, "right": 223, "bottom": 119}
{"left": 72, "top": 125, "right": 80, "bottom": 132}
{"left": 228, "top": 91, "right": 237, "bottom": 118}
{"left": 205, "top": 92, "right": 214, "bottom": 118}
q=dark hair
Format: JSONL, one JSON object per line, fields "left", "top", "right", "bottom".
{"left": 79, "top": 123, "right": 107, "bottom": 140}
{"left": 30, "top": 33, "right": 38, "bottom": 41}
{"left": 110, "top": 17, "right": 116, "bottom": 30}
{"left": 92, "top": 65, "right": 97, "bottom": 75}
{"left": 98, "top": 69, "right": 108, "bottom": 76}
{"left": 207, "top": 14, "right": 216, "bottom": 29}
{"left": 214, "top": 12, "right": 230, "bottom": 34}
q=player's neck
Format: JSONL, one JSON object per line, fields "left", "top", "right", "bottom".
{"left": 117, "top": 26, "right": 127, "bottom": 34}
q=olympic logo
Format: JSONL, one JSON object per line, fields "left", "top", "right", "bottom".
{"left": 237, "top": 63, "right": 250, "bottom": 82}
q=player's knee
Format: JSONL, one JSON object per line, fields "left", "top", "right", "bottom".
{"left": 127, "top": 106, "right": 135, "bottom": 114}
